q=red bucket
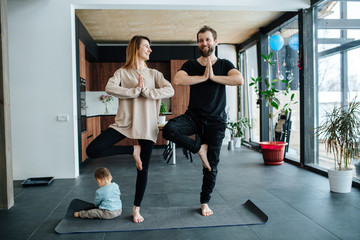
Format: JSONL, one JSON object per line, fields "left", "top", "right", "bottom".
{"left": 259, "top": 141, "right": 288, "bottom": 165}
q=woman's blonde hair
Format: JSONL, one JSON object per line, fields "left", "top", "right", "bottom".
{"left": 123, "top": 35, "right": 151, "bottom": 69}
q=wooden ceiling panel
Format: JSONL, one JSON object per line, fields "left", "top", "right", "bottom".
{"left": 76, "top": 9, "right": 284, "bottom": 44}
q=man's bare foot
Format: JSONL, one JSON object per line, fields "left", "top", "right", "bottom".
{"left": 73, "top": 212, "right": 79, "bottom": 218}
{"left": 201, "top": 203, "right": 213, "bottom": 216}
{"left": 198, "top": 144, "right": 211, "bottom": 171}
{"left": 133, "top": 145, "right": 143, "bottom": 171}
{"left": 132, "top": 206, "right": 144, "bottom": 223}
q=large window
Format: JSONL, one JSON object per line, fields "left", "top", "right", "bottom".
{"left": 314, "top": 0, "right": 360, "bottom": 172}
{"left": 267, "top": 17, "right": 301, "bottom": 162}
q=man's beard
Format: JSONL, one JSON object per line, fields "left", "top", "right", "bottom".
{"left": 199, "top": 45, "right": 215, "bottom": 57}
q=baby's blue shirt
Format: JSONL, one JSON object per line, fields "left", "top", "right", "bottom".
{"left": 94, "top": 182, "right": 122, "bottom": 211}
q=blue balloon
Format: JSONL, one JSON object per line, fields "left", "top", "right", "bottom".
{"left": 289, "top": 34, "right": 299, "bottom": 51}
{"left": 269, "top": 34, "right": 284, "bottom": 51}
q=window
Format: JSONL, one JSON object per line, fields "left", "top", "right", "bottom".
{"left": 267, "top": 17, "right": 301, "bottom": 162}
{"left": 314, "top": 0, "right": 360, "bottom": 172}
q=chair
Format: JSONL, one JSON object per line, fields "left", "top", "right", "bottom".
{"left": 182, "top": 148, "right": 193, "bottom": 163}
{"left": 163, "top": 141, "right": 193, "bottom": 164}
{"left": 163, "top": 141, "right": 173, "bottom": 162}
{"left": 274, "top": 111, "right": 292, "bottom": 154}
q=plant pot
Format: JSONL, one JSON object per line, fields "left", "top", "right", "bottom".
{"left": 259, "top": 141, "right": 288, "bottom": 165}
{"left": 158, "top": 116, "right": 166, "bottom": 125}
{"left": 355, "top": 163, "right": 360, "bottom": 177}
{"left": 328, "top": 168, "right": 353, "bottom": 193}
{"left": 228, "top": 140, "right": 234, "bottom": 150}
{"left": 354, "top": 160, "right": 360, "bottom": 177}
{"left": 232, "top": 137, "right": 242, "bottom": 148}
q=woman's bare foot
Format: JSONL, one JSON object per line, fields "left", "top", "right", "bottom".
{"left": 201, "top": 203, "right": 213, "bottom": 216}
{"left": 73, "top": 211, "right": 79, "bottom": 218}
{"left": 198, "top": 144, "right": 211, "bottom": 171}
{"left": 132, "top": 206, "right": 144, "bottom": 223}
{"left": 133, "top": 145, "right": 143, "bottom": 171}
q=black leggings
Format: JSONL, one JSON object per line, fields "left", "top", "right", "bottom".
{"left": 86, "top": 128, "right": 154, "bottom": 207}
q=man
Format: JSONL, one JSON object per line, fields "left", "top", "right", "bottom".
{"left": 162, "top": 25, "right": 243, "bottom": 216}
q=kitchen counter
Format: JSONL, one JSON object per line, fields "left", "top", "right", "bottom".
{"left": 86, "top": 114, "right": 116, "bottom": 117}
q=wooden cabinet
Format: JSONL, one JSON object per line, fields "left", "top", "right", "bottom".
{"left": 81, "top": 116, "right": 101, "bottom": 162}
{"left": 79, "top": 40, "right": 86, "bottom": 80}
{"left": 88, "top": 62, "right": 124, "bottom": 91}
{"left": 86, "top": 116, "right": 101, "bottom": 143}
{"left": 81, "top": 132, "right": 88, "bottom": 162}
{"left": 170, "top": 60, "right": 189, "bottom": 117}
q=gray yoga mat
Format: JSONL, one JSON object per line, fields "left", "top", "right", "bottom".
{"left": 55, "top": 199, "right": 268, "bottom": 234}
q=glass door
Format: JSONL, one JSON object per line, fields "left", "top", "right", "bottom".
{"left": 239, "top": 44, "right": 260, "bottom": 143}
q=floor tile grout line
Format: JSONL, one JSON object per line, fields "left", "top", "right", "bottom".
{"left": 26, "top": 182, "right": 80, "bottom": 240}
{"left": 269, "top": 190, "right": 343, "bottom": 239}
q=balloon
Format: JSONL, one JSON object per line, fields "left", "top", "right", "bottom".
{"left": 269, "top": 34, "right": 284, "bottom": 51}
{"left": 289, "top": 34, "right": 299, "bottom": 51}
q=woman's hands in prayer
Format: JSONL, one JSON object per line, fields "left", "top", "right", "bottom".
{"left": 138, "top": 74, "right": 144, "bottom": 88}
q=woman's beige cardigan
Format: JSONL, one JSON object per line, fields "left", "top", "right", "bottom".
{"left": 105, "top": 67, "right": 174, "bottom": 143}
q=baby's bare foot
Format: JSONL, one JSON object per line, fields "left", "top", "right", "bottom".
{"left": 198, "top": 144, "right": 211, "bottom": 171}
{"left": 201, "top": 204, "right": 213, "bottom": 216}
{"left": 133, "top": 145, "right": 143, "bottom": 171}
{"left": 132, "top": 206, "right": 144, "bottom": 223}
{"left": 74, "top": 211, "right": 79, "bottom": 218}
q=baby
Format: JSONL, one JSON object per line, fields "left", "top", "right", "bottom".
{"left": 74, "top": 167, "right": 122, "bottom": 219}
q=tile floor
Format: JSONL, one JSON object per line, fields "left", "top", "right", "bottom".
{"left": 1, "top": 146, "right": 360, "bottom": 240}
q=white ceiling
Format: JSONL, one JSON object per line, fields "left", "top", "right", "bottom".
{"left": 75, "top": 1, "right": 310, "bottom": 45}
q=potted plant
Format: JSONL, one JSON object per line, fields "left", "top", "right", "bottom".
{"left": 249, "top": 52, "right": 297, "bottom": 165}
{"left": 227, "top": 117, "right": 251, "bottom": 148}
{"left": 314, "top": 98, "right": 360, "bottom": 193}
{"left": 159, "top": 102, "right": 167, "bottom": 125}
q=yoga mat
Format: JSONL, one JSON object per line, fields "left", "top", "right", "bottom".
{"left": 55, "top": 199, "right": 268, "bottom": 234}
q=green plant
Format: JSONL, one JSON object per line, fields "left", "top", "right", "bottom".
{"left": 160, "top": 102, "right": 167, "bottom": 115}
{"left": 314, "top": 98, "right": 360, "bottom": 170}
{"left": 249, "top": 52, "right": 297, "bottom": 141}
{"left": 227, "top": 117, "right": 251, "bottom": 138}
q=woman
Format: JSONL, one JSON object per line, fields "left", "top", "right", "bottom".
{"left": 86, "top": 35, "right": 174, "bottom": 223}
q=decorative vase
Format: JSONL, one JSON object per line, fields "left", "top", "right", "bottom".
{"left": 104, "top": 103, "right": 109, "bottom": 114}
{"left": 328, "top": 168, "right": 353, "bottom": 193}
{"left": 158, "top": 115, "right": 166, "bottom": 125}
{"left": 259, "top": 141, "right": 288, "bottom": 165}
{"left": 232, "top": 137, "right": 242, "bottom": 148}
{"left": 228, "top": 140, "right": 234, "bottom": 150}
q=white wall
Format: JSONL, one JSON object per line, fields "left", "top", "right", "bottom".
{"left": 7, "top": 0, "right": 309, "bottom": 180}
{"left": 8, "top": 0, "right": 77, "bottom": 180}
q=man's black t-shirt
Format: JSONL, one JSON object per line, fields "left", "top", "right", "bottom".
{"left": 180, "top": 58, "right": 235, "bottom": 120}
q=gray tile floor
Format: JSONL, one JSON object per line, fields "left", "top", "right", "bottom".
{"left": 1, "top": 146, "right": 360, "bottom": 240}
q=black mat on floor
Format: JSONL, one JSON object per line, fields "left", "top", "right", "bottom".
{"left": 55, "top": 199, "right": 268, "bottom": 234}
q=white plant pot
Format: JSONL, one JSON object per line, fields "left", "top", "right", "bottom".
{"left": 328, "top": 168, "right": 353, "bottom": 193}
{"left": 232, "top": 137, "right": 242, "bottom": 148}
{"left": 158, "top": 116, "right": 166, "bottom": 125}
